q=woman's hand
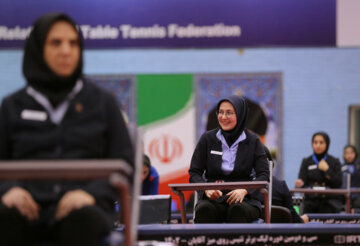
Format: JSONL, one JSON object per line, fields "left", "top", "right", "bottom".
{"left": 205, "top": 190, "right": 223, "bottom": 200}
{"left": 55, "top": 189, "right": 95, "bottom": 220}
{"left": 301, "top": 214, "right": 309, "bottom": 223}
{"left": 1, "top": 187, "right": 40, "bottom": 221}
{"left": 204, "top": 180, "right": 224, "bottom": 200}
{"left": 318, "top": 159, "right": 329, "bottom": 172}
{"left": 295, "top": 179, "right": 304, "bottom": 188}
{"left": 226, "top": 189, "right": 248, "bottom": 205}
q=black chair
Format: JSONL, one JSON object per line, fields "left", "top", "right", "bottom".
{"left": 139, "top": 195, "right": 172, "bottom": 224}
{"left": 261, "top": 205, "right": 292, "bottom": 223}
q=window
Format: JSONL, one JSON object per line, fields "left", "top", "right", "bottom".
{"left": 349, "top": 105, "right": 360, "bottom": 152}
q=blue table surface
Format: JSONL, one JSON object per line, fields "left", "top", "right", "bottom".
{"left": 137, "top": 223, "right": 360, "bottom": 235}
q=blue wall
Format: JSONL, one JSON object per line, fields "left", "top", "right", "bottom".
{"left": 1, "top": 47, "right": 360, "bottom": 186}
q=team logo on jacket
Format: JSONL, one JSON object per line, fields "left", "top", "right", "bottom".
{"left": 148, "top": 134, "right": 183, "bottom": 164}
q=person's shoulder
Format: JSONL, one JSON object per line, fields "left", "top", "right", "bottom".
{"left": 150, "top": 165, "right": 159, "bottom": 178}
{"left": 355, "top": 160, "right": 360, "bottom": 171}
{"left": 300, "top": 155, "right": 313, "bottom": 166}
{"left": 200, "top": 128, "right": 219, "bottom": 140}
{"left": 272, "top": 176, "right": 281, "bottom": 185}
{"left": 81, "top": 79, "right": 119, "bottom": 107}
{"left": 326, "top": 154, "right": 341, "bottom": 163}
{"left": 279, "top": 179, "right": 288, "bottom": 189}
{"left": 1, "top": 87, "right": 28, "bottom": 106}
{"left": 82, "top": 78, "right": 113, "bottom": 97}
{"left": 273, "top": 176, "right": 287, "bottom": 187}
{"left": 302, "top": 155, "right": 313, "bottom": 162}
{"left": 243, "top": 129, "right": 261, "bottom": 145}
{"left": 244, "top": 129, "right": 258, "bottom": 140}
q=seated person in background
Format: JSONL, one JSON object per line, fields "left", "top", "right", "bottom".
{"left": 294, "top": 132, "right": 342, "bottom": 213}
{"left": 0, "top": 13, "right": 133, "bottom": 246}
{"left": 189, "top": 95, "right": 269, "bottom": 223}
{"left": 262, "top": 146, "right": 308, "bottom": 223}
{"left": 141, "top": 154, "right": 159, "bottom": 195}
{"left": 341, "top": 145, "right": 360, "bottom": 209}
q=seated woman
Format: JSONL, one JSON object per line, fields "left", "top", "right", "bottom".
{"left": 0, "top": 13, "right": 133, "bottom": 246}
{"left": 341, "top": 145, "right": 360, "bottom": 209}
{"left": 141, "top": 154, "right": 159, "bottom": 195}
{"left": 295, "top": 132, "right": 342, "bottom": 213}
{"left": 189, "top": 95, "right": 269, "bottom": 223}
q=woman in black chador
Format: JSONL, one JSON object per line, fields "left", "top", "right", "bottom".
{"left": 0, "top": 13, "right": 133, "bottom": 246}
{"left": 295, "top": 132, "right": 342, "bottom": 213}
{"left": 189, "top": 95, "right": 269, "bottom": 223}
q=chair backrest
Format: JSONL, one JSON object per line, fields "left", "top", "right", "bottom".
{"left": 261, "top": 205, "right": 292, "bottom": 223}
{"left": 193, "top": 191, "right": 198, "bottom": 221}
{"left": 139, "top": 195, "right": 172, "bottom": 224}
{"left": 292, "top": 195, "right": 304, "bottom": 215}
{"left": 342, "top": 172, "right": 351, "bottom": 189}
{"left": 268, "top": 159, "right": 273, "bottom": 220}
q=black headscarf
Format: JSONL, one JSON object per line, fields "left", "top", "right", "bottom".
{"left": 217, "top": 95, "right": 248, "bottom": 147}
{"left": 22, "top": 13, "right": 83, "bottom": 107}
{"left": 311, "top": 131, "right": 330, "bottom": 161}
{"left": 143, "top": 154, "right": 152, "bottom": 181}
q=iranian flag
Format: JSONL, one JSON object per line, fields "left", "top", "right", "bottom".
{"left": 137, "top": 74, "right": 195, "bottom": 210}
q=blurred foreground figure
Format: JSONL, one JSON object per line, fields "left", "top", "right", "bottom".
{"left": 0, "top": 13, "right": 133, "bottom": 246}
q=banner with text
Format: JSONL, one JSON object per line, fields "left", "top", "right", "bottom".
{"left": 0, "top": 0, "right": 335, "bottom": 48}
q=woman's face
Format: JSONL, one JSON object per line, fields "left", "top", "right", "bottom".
{"left": 344, "top": 147, "right": 356, "bottom": 163}
{"left": 312, "top": 135, "right": 327, "bottom": 155}
{"left": 141, "top": 165, "right": 150, "bottom": 182}
{"left": 218, "top": 101, "right": 237, "bottom": 131}
{"left": 44, "top": 21, "right": 80, "bottom": 77}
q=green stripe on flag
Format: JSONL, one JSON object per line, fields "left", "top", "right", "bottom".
{"left": 137, "top": 74, "right": 193, "bottom": 126}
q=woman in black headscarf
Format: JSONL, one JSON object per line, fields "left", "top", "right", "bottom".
{"left": 342, "top": 145, "right": 360, "bottom": 210}
{"left": 295, "top": 132, "right": 342, "bottom": 213}
{"left": 0, "top": 13, "right": 133, "bottom": 246}
{"left": 189, "top": 95, "right": 269, "bottom": 223}
{"left": 22, "top": 13, "right": 83, "bottom": 107}
{"left": 342, "top": 145, "right": 360, "bottom": 177}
